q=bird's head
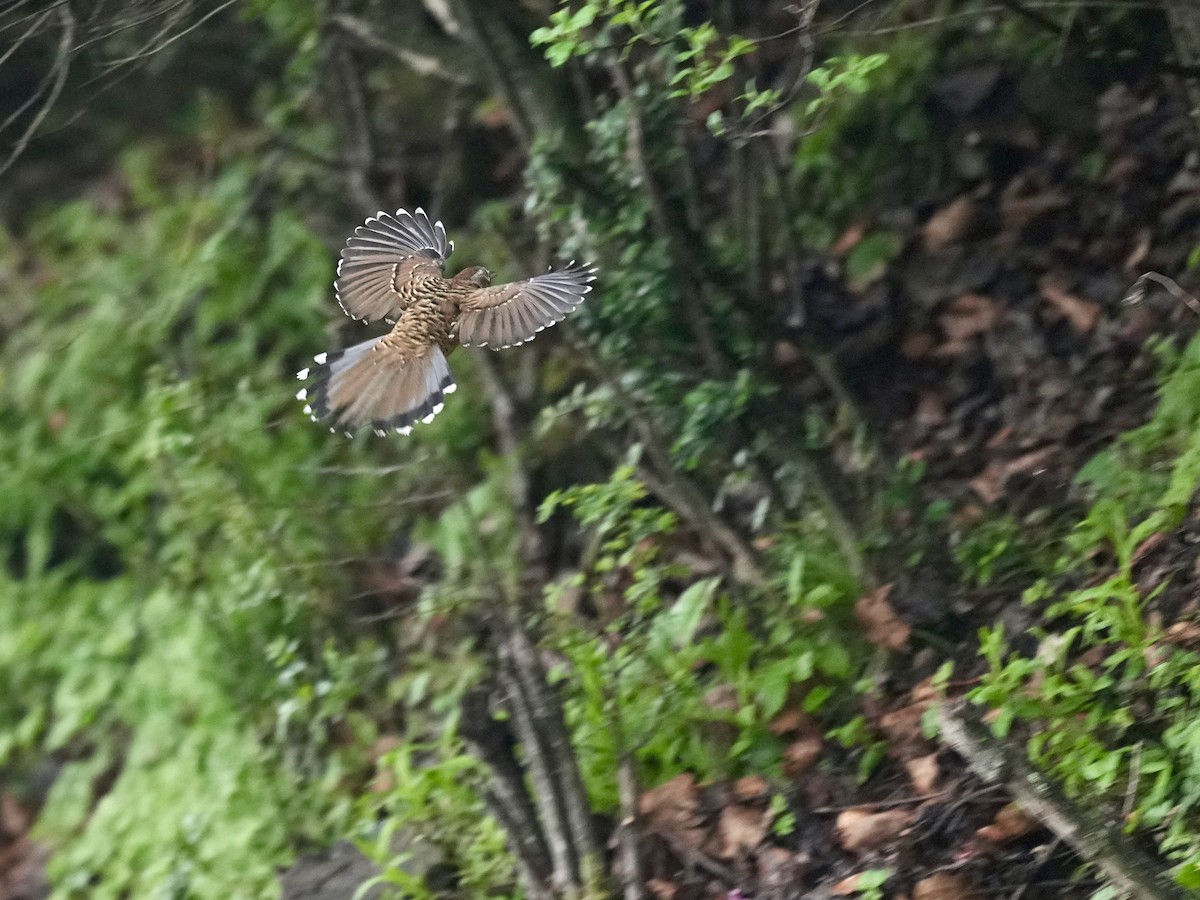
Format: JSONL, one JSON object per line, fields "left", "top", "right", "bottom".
{"left": 454, "top": 266, "right": 492, "bottom": 288}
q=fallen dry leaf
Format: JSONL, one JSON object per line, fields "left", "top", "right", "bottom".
{"left": 713, "top": 803, "right": 768, "bottom": 858}
{"left": 1123, "top": 228, "right": 1152, "bottom": 271}
{"left": 639, "top": 773, "right": 706, "bottom": 850}
{"left": 975, "top": 801, "right": 1039, "bottom": 845}
{"left": 1164, "top": 621, "right": 1200, "bottom": 646}
{"left": 836, "top": 807, "right": 912, "bottom": 853}
{"left": 769, "top": 708, "right": 813, "bottom": 735}
{"left": 938, "top": 293, "right": 999, "bottom": 345}
{"left": 732, "top": 775, "right": 768, "bottom": 801}
{"left": 855, "top": 584, "right": 911, "bottom": 651}
{"left": 924, "top": 195, "right": 977, "bottom": 250}
{"left": 1004, "top": 447, "right": 1057, "bottom": 480}
{"left": 968, "top": 459, "right": 1006, "bottom": 504}
{"left": 1037, "top": 273, "right": 1101, "bottom": 334}
{"left": 832, "top": 871, "right": 885, "bottom": 895}
{"left": 1102, "top": 154, "right": 1141, "bottom": 185}
{"left": 878, "top": 703, "right": 928, "bottom": 752}
{"left": 985, "top": 425, "right": 1014, "bottom": 449}
{"left": 782, "top": 735, "right": 824, "bottom": 776}
{"left": 1001, "top": 188, "right": 1070, "bottom": 229}
{"left": 900, "top": 331, "right": 937, "bottom": 360}
{"left": 910, "top": 677, "right": 940, "bottom": 705}
{"left": 831, "top": 221, "right": 869, "bottom": 256}
{"left": 913, "top": 871, "right": 982, "bottom": 899}
{"left": 915, "top": 391, "right": 946, "bottom": 428}
{"left": 904, "top": 753, "right": 941, "bottom": 795}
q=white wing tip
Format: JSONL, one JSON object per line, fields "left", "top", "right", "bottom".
{"left": 314, "top": 352, "right": 328, "bottom": 364}
{"left": 296, "top": 388, "right": 308, "bottom": 401}
{"left": 296, "top": 368, "right": 310, "bottom": 380}
{"left": 445, "top": 383, "right": 458, "bottom": 394}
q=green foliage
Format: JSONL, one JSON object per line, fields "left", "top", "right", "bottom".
{"left": 532, "top": 1, "right": 888, "bottom": 141}
{"left": 848, "top": 868, "right": 891, "bottom": 900}
{"left": 970, "top": 330, "right": 1200, "bottom": 887}
{"left": 0, "top": 146, "right": 463, "bottom": 897}
{"left": 673, "top": 370, "right": 771, "bottom": 471}
{"left": 531, "top": 1, "right": 687, "bottom": 70}
{"left": 541, "top": 466, "right": 861, "bottom": 809}
{"left": 356, "top": 738, "right": 517, "bottom": 899}
{"left": 953, "top": 516, "right": 1042, "bottom": 588}
{"left": 788, "top": 41, "right": 935, "bottom": 246}
{"left": 527, "top": 0, "right": 760, "bottom": 102}
{"left": 1074, "top": 336, "right": 1200, "bottom": 528}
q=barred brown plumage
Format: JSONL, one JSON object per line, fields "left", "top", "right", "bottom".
{"left": 295, "top": 208, "right": 597, "bottom": 436}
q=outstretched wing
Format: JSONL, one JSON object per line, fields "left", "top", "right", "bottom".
{"left": 335, "top": 207, "right": 453, "bottom": 324}
{"left": 455, "top": 262, "right": 597, "bottom": 350}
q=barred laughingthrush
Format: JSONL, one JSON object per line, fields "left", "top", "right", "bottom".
{"left": 296, "top": 208, "right": 596, "bottom": 435}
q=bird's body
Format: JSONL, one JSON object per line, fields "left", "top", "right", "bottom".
{"left": 384, "top": 267, "right": 478, "bottom": 355}
{"left": 296, "top": 209, "right": 595, "bottom": 435}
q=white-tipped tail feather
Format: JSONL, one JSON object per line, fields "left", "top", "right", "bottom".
{"left": 296, "top": 337, "right": 455, "bottom": 435}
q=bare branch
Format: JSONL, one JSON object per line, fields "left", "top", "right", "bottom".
{"left": 1123, "top": 270, "right": 1200, "bottom": 316}
{"left": 939, "top": 700, "right": 1192, "bottom": 900}
{"left": 0, "top": 3, "right": 73, "bottom": 180}
{"left": 329, "top": 37, "right": 381, "bottom": 213}
{"left": 101, "top": 0, "right": 240, "bottom": 69}
{"left": 0, "top": 7, "right": 53, "bottom": 70}
{"left": 328, "top": 14, "right": 474, "bottom": 85}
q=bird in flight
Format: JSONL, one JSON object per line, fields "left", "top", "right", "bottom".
{"left": 296, "top": 208, "right": 596, "bottom": 436}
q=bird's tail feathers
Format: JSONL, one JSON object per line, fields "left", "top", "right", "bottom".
{"left": 295, "top": 338, "right": 455, "bottom": 436}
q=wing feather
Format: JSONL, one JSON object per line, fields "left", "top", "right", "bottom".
{"left": 456, "top": 262, "right": 597, "bottom": 350}
{"left": 335, "top": 208, "right": 453, "bottom": 324}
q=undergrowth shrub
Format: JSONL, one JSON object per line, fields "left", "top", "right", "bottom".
{"left": 0, "top": 149, "right": 450, "bottom": 897}
{"left": 539, "top": 465, "right": 862, "bottom": 810}
{"left": 971, "top": 332, "right": 1200, "bottom": 889}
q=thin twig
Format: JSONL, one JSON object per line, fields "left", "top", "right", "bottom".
{"left": 473, "top": 350, "right": 547, "bottom": 582}
{"left": 0, "top": 6, "right": 52, "bottom": 70}
{"left": 328, "top": 13, "right": 474, "bottom": 85}
{"left": 606, "top": 55, "right": 729, "bottom": 379}
{"left": 101, "top": 0, "right": 240, "bottom": 69}
{"left": 0, "top": 2, "right": 73, "bottom": 179}
{"left": 329, "top": 36, "right": 380, "bottom": 213}
{"left": 1123, "top": 271, "right": 1200, "bottom": 317}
